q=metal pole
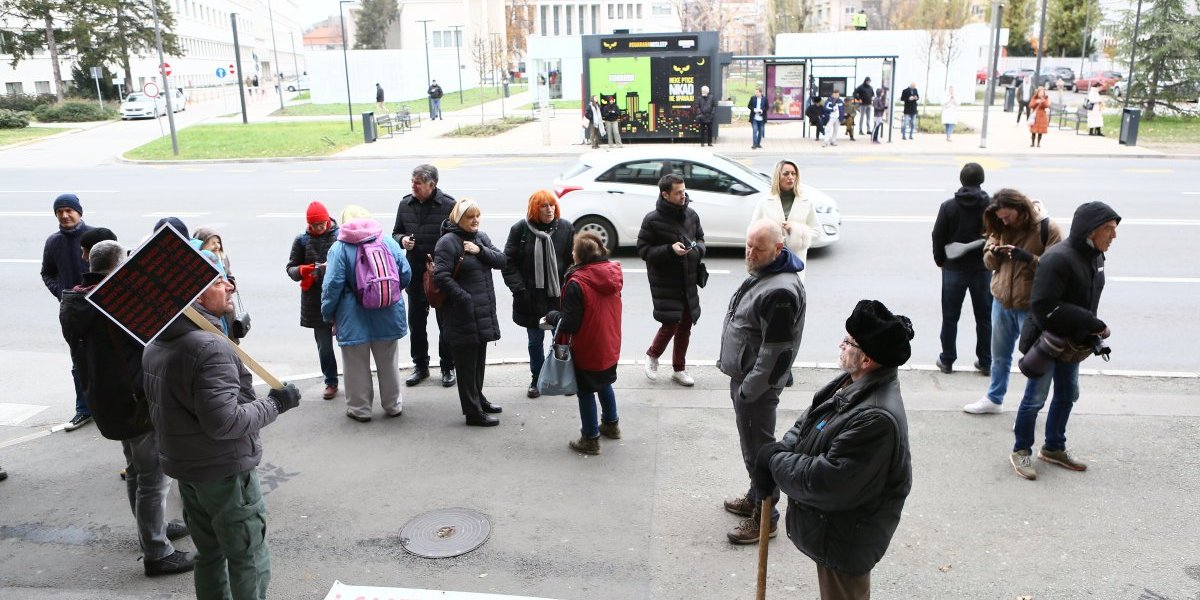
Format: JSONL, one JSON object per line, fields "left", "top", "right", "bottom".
{"left": 339, "top": 1, "right": 355, "bottom": 131}
{"left": 232, "top": 14, "right": 248, "bottom": 124}
{"left": 290, "top": 31, "right": 299, "bottom": 79}
{"left": 418, "top": 20, "right": 434, "bottom": 117}
{"left": 93, "top": 72, "right": 103, "bottom": 111}
{"left": 1033, "top": 0, "right": 1048, "bottom": 82}
{"left": 980, "top": 1, "right": 1004, "bottom": 148}
{"left": 450, "top": 25, "right": 464, "bottom": 103}
{"left": 1078, "top": 4, "right": 1090, "bottom": 81}
{"left": 491, "top": 32, "right": 504, "bottom": 117}
{"left": 149, "top": 0, "right": 178, "bottom": 156}
{"left": 1123, "top": 0, "right": 1143, "bottom": 111}
{"left": 267, "top": 0, "right": 284, "bottom": 112}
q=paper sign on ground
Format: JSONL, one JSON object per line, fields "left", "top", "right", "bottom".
{"left": 323, "top": 581, "right": 561, "bottom": 600}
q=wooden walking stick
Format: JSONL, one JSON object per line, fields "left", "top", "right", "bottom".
{"left": 183, "top": 306, "right": 284, "bottom": 389}
{"left": 755, "top": 497, "right": 771, "bottom": 600}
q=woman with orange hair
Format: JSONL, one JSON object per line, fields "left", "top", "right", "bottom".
{"left": 502, "top": 190, "right": 575, "bottom": 398}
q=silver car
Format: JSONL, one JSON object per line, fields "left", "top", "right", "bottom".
{"left": 119, "top": 93, "right": 165, "bottom": 120}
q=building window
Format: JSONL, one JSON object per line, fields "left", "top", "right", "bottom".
{"left": 580, "top": 4, "right": 587, "bottom": 33}
{"left": 593, "top": 5, "right": 600, "bottom": 31}
{"left": 618, "top": 4, "right": 624, "bottom": 18}
{"left": 432, "top": 31, "right": 442, "bottom": 47}
{"left": 553, "top": 5, "right": 561, "bottom": 34}
{"left": 35, "top": 80, "right": 50, "bottom": 94}
{"left": 636, "top": 3, "right": 642, "bottom": 18}
{"left": 566, "top": 5, "right": 573, "bottom": 34}
{"left": 608, "top": 3, "right": 614, "bottom": 18}
{"left": 651, "top": 2, "right": 671, "bottom": 16}
{"left": 5, "top": 82, "right": 24, "bottom": 95}
{"left": 541, "top": 5, "right": 549, "bottom": 34}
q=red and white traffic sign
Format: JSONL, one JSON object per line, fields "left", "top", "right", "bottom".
{"left": 142, "top": 81, "right": 160, "bottom": 98}
{"left": 159, "top": 62, "right": 172, "bottom": 76}
{"left": 229, "top": 64, "right": 236, "bottom": 75}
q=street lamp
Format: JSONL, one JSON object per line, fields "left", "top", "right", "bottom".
{"left": 449, "top": 25, "right": 464, "bottom": 103}
{"left": 417, "top": 19, "right": 434, "bottom": 117}
{"left": 339, "top": 0, "right": 355, "bottom": 131}
{"left": 267, "top": 0, "right": 284, "bottom": 112}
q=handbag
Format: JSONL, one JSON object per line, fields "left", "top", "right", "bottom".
{"left": 423, "top": 253, "right": 463, "bottom": 309}
{"left": 537, "top": 321, "right": 577, "bottom": 396}
{"left": 696, "top": 262, "right": 710, "bottom": 288}
{"left": 230, "top": 288, "right": 251, "bottom": 339}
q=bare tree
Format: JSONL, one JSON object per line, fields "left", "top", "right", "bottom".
{"left": 469, "top": 34, "right": 489, "bottom": 123}
{"left": 767, "top": 0, "right": 812, "bottom": 53}
{"left": 672, "top": 0, "right": 736, "bottom": 32}
{"left": 505, "top": 0, "right": 533, "bottom": 62}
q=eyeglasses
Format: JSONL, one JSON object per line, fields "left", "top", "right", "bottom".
{"left": 840, "top": 336, "right": 860, "bottom": 349}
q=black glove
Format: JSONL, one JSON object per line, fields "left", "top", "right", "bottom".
{"left": 268, "top": 382, "right": 301, "bottom": 414}
{"left": 1009, "top": 247, "right": 1034, "bottom": 263}
{"left": 753, "top": 442, "right": 788, "bottom": 499}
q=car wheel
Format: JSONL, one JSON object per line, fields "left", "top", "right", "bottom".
{"left": 574, "top": 216, "right": 617, "bottom": 253}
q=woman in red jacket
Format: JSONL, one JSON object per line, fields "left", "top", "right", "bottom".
{"left": 1029, "top": 86, "right": 1051, "bottom": 148}
{"left": 546, "top": 232, "right": 624, "bottom": 455}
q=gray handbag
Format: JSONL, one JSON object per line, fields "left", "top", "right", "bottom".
{"left": 537, "top": 321, "right": 577, "bottom": 396}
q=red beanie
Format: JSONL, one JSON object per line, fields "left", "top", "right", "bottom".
{"left": 306, "top": 201, "right": 330, "bottom": 225}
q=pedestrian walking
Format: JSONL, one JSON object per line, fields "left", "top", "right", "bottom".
{"left": 286, "top": 201, "right": 341, "bottom": 400}
{"left": 756, "top": 299, "right": 913, "bottom": 599}
{"left": 900, "top": 82, "right": 919, "bottom": 140}
{"left": 844, "top": 96, "right": 859, "bottom": 141}
{"left": 694, "top": 85, "right": 716, "bottom": 146}
{"left": 1009, "top": 202, "right": 1120, "bottom": 480}
{"left": 502, "top": 190, "right": 575, "bottom": 398}
{"left": 427, "top": 80, "right": 444, "bottom": 120}
{"left": 602, "top": 96, "right": 624, "bottom": 147}
{"left": 375, "top": 83, "right": 386, "bottom": 115}
{"left": 1016, "top": 76, "right": 1032, "bottom": 122}
{"left": 1086, "top": 85, "right": 1105, "bottom": 136}
{"left": 962, "top": 189, "right": 1063, "bottom": 415}
{"left": 320, "top": 205, "right": 411, "bottom": 422}
{"left": 718, "top": 219, "right": 806, "bottom": 545}
{"left": 585, "top": 95, "right": 603, "bottom": 149}
{"left": 143, "top": 254, "right": 302, "bottom": 600}
{"left": 821, "top": 90, "right": 845, "bottom": 147}
{"left": 434, "top": 199, "right": 508, "bottom": 427}
{"left": 871, "top": 86, "right": 889, "bottom": 143}
{"left": 751, "top": 160, "right": 820, "bottom": 281}
{"left": 41, "top": 192, "right": 95, "bottom": 432}
{"left": 1029, "top": 86, "right": 1051, "bottom": 147}
{"left": 941, "top": 86, "right": 959, "bottom": 141}
{"left": 854, "top": 77, "right": 874, "bottom": 135}
{"left": 748, "top": 88, "right": 767, "bottom": 149}
{"left": 931, "top": 162, "right": 992, "bottom": 375}
{"left": 393, "top": 164, "right": 457, "bottom": 388}
{"left": 60, "top": 240, "right": 195, "bottom": 578}
{"left": 637, "top": 173, "right": 705, "bottom": 387}
{"left": 544, "top": 232, "right": 624, "bottom": 455}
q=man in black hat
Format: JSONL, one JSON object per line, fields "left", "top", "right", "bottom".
{"left": 41, "top": 192, "right": 95, "bottom": 431}
{"left": 931, "top": 162, "right": 992, "bottom": 375}
{"left": 755, "top": 299, "right": 914, "bottom": 599}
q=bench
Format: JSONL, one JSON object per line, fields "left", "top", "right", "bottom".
{"left": 1058, "top": 106, "right": 1088, "bottom": 134}
{"left": 1050, "top": 103, "right": 1069, "bottom": 125}
{"left": 530, "top": 102, "right": 557, "bottom": 120}
{"left": 396, "top": 106, "right": 420, "bottom": 130}
{"left": 374, "top": 113, "right": 399, "bottom": 138}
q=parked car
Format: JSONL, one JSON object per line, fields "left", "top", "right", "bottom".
{"left": 998, "top": 69, "right": 1034, "bottom": 86}
{"left": 165, "top": 87, "right": 186, "bottom": 112}
{"left": 1074, "top": 71, "right": 1120, "bottom": 93}
{"left": 1112, "top": 77, "right": 1200, "bottom": 103}
{"left": 284, "top": 75, "right": 310, "bottom": 92}
{"left": 1032, "top": 66, "right": 1075, "bottom": 90}
{"left": 552, "top": 148, "right": 841, "bottom": 252}
{"left": 119, "top": 93, "right": 165, "bottom": 120}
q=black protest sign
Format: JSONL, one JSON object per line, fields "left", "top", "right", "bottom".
{"left": 87, "top": 225, "right": 221, "bottom": 346}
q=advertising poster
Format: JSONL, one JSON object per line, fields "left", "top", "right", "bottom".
{"left": 766, "top": 63, "right": 807, "bottom": 120}
{"left": 588, "top": 55, "right": 711, "bottom": 138}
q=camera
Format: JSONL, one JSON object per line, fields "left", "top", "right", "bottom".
{"left": 1092, "top": 338, "right": 1112, "bottom": 361}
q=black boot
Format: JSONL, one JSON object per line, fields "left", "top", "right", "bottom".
{"left": 527, "top": 376, "right": 541, "bottom": 398}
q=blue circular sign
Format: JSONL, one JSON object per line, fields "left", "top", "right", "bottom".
{"left": 215, "top": 67, "right": 227, "bottom": 79}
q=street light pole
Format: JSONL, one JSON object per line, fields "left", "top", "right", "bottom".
{"left": 148, "top": 0, "right": 178, "bottom": 156}
{"left": 417, "top": 19, "right": 434, "bottom": 117}
{"left": 231, "top": 14, "right": 248, "bottom": 124}
{"left": 339, "top": 0, "right": 355, "bottom": 131}
{"left": 1033, "top": 0, "right": 1048, "bottom": 81}
{"left": 1078, "top": 3, "right": 1091, "bottom": 82}
{"left": 267, "top": 0, "right": 284, "bottom": 112}
{"left": 290, "top": 30, "right": 299, "bottom": 78}
{"left": 449, "top": 25, "right": 464, "bottom": 103}
{"left": 980, "top": 0, "right": 1005, "bottom": 148}
{"left": 1123, "top": 0, "right": 1144, "bottom": 112}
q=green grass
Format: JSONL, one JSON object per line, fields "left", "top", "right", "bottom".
{"left": 1103, "top": 113, "right": 1199, "bottom": 144}
{"left": 295, "top": 91, "right": 310, "bottom": 101}
{"left": 915, "top": 111, "right": 976, "bottom": 134}
{"left": 0, "top": 126, "right": 69, "bottom": 146}
{"left": 444, "top": 116, "right": 535, "bottom": 138}
{"left": 123, "top": 121, "right": 362, "bottom": 160}
{"left": 273, "top": 85, "right": 528, "bottom": 117}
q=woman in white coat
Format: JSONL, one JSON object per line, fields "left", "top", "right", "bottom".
{"left": 941, "top": 86, "right": 958, "bottom": 141}
{"left": 1086, "top": 85, "right": 1105, "bottom": 136}
{"left": 751, "top": 159, "right": 820, "bottom": 282}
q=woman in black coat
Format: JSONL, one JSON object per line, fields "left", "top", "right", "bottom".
{"left": 502, "top": 190, "right": 574, "bottom": 399}
{"left": 636, "top": 173, "right": 705, "bottom": 387}
{"left": 285, "top": 202, "right": 340, "bottom": 399}
{"left": 434, "top": 199, "right": 507, "bottom": 427}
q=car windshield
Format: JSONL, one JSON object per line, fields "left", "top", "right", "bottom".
{"left": 126, "top": 94, "right": 147, "bottom": 102}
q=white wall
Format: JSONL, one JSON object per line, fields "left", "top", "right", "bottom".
{"left": 526, "top": 36, "right": 584, "bottom": 102}
{"left": 307, "top": 49, "right": 480, "bottom": 105}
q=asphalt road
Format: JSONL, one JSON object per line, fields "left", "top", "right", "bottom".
{"left": 2, "top": 154, "right": 1197, "bottom": 421}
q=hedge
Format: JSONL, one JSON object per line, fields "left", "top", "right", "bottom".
{"left": 32, "top": 101, "right": 117, "bottom": 122}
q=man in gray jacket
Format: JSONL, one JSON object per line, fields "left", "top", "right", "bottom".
{"left": 143, "top": 253, "right": 301, "bottom": 600}
{"left": 717, "top": 219, "right": 806, "bottom": 544}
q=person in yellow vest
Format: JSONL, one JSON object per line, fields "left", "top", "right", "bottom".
{"left": 853, "top": 10, "right": 868, "bottom": 30}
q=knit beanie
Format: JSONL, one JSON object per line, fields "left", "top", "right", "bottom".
{"left": 199, "top": 249, "right": 228, "bottom": 281}
{"left": 960, "top": 162, "right": 985, "bottom": 188}
{"left": 81, "top": 227, "right": 117, "bottom": 252}
{"left": 306, "top": 201, "right": 331, "bottom": 225}
{"left": 154, "top": 217, "right": 188, "bottom": 238}
{"left": 845, "top": 300, "right": 915, "bottom": 368}
{"left": 53, "top": 193, "right": 83, "bottom": 215}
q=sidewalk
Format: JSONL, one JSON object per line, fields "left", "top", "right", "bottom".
{"left": 1, "top": 363, "right": 1198, "bottom": 599}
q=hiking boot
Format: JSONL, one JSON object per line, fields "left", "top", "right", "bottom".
{"left": 527, "top": 377, "right": 541, "bottom": 399}
{"left": 1038, "top": 447, "right": 1088, "bottom": 471}
{"left": 671, "top": 370, "right": 695, "bottom": 387}
{"left": 935, "top": 358, "right": 953, "bottom": 374}
{"left": 569, "top": 436, "right": 601, "bottom": 455}
{"left": 64, "top": 414, "right": 92, "bottom": 431}
{"left": 598, "top": 420, "right": 621, "bottom": 440}
{"left": 144, "top": 550, "right": 195, "bottom": 577}
{"left": 1010, "top": 449, "right": 1037, "bottom": 480}
{"left": 723, "top": 494, "right": 754, "bottom": 517}
{"left": 643, "top": 355, "right": 659, "bottom": 381}
{"left": 322, "top": 385, "right": 338, "bottom": 400}
{"left": 165, "top": 519, "right": 189, "bottom": 541}
{"left": 963, "top": 397, "right": 1002, "bottom": 414}
{"left": 727, "top": 516, "right": 777, "bottom": 545}
{"left": 405, "top": 368, "right": 429, "bottom": 387}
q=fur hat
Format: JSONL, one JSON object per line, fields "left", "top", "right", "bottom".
{"left": 53, "top": 193, "right": 83, "bottom": 215}
{"left": 845, "top": 300, "right": 915, "bottom": 368}
{"left": 960, "top": 162, "right": 985, "bottom": 188}
{"left": 306, "top": 201, "right": 331, "bottom": 225}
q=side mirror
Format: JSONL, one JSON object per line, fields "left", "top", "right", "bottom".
{"left": 729, "top": 182, "right": 755, "bottom": 196}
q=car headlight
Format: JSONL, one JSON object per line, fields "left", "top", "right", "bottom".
{"left": 823, "top": 224, "right": 838, "bottom": 234}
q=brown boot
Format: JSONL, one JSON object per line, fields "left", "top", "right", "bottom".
{"left": 723, "top": 494, "right": 755, "bottom": 517}
{"left": 569, "top": 436, "right": 601, "bottom": 455}
{"left": 599, "top": 420, "right": 621, "bottom": 439}
{"left": 727, "top": 515, "right": 777, "bottom": 545}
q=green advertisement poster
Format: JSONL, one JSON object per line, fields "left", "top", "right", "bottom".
{"left": 588, "top": 56, "right": 651, "bottom": 111}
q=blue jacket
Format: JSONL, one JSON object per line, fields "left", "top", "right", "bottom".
{"left": 320, "top": 219, "right": 412, "bottom": 346}
{"left": 822, "top": 97, "right": 845, "bottom": 126}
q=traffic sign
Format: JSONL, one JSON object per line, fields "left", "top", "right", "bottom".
{"left": 159, "top": 62, "right": 172, "bottom": 76}
{"left": 89, "top": 66, "right": 102, "bottom": 79}
{"left": 143, "top": 81, "right": 160, "bottom": 98}
{"left": 229, "top": 64, "right": 236, "bottom": 75}
{"left": 216, "top": 67, "right": 227, "bottom": 79}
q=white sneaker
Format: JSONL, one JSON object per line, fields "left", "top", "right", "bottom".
{"left": 963, "top": 397, "right": 1002, "bottom": 414}
{"left": 671, "top": 370, "right": 695, "bottom": 387}
{"left": 644, "top": 355, "right": 659, "bottom": 381}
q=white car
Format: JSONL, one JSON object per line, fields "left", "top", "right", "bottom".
{"left": 284, "top": 76, "right": 310, "bottom": 92}
{"left": 552, "top": 148, "right": 841, "bottom": 251}
{"left": 119, "top": 93, "right": 165, "bottom": 119}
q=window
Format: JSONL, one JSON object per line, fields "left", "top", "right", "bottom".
{"left": 608, "top": 4, "right": 614, "bottom": 18}
{"left": 592, "top": 5, "right": 600, "bottom": 31}
{"left": 596, "top": 160, "right": 665, "bottom": 186}
{"left": 6, "top": 82, "right": 24, "bottom": 95}
{"left": 566, "top": 5, "right": 573, "bottom": 34}
{"left": 580, "top": 4, "right": 587, "bottom": 33}
{"left": 433, "top": 31, "right": 443, "bottom": 47}
{"left": 553, "top": 5, "right": 560, "bottom": 34}
{"left": 636, "top": 3, "right": 642, "bottom": 18}
{"left": 541, "top": 5, "right": 549, "bottom": 34}
{"left": 651, "top": 2, "right": 672, "bottom": 16}
{"left": 618, "top": 4, "right": 624, "bottom": 18}
{"left": 681, "top": 162, "right": 744, "bottom": 195}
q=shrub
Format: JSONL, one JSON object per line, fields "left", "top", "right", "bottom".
{"left": 32, "top": 101, "right": 116, "bottom": 122}
{"left": 0, "top": 93, "right": 57, "bottom": 112}
{"left": 0, "top": 109, "right": 31, "bottom": 129}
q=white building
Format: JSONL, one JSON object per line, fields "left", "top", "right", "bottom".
{"left": 1, "top": 0, "right": 305, "bottom": 97}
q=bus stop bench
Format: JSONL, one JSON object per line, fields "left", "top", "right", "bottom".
{"left": 1058, "top": 106, "right": 1087, "bottom": 134}
{"left": 375, "top": 114, "right": 400, "bottom": 138}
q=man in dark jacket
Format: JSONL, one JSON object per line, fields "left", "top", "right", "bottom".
{"left": 601, "top": 95, "right": 623, "bottom": 147}
{"left": 931, "top": 162, "right": 992, "bottom": 375}
{"left": 41, "top": 192, "right": 95, "bottom": 431}
{"left": 286, "top": 201, "right": 340, "bottom": 399}
{"left": 821, "top": 90, "right": 845, "bottom": 147}
{"left": 143, "top": 256, "right": 301, "bottom": 600}
{"left": 757, "top": 299, "right": 913, "bottom": 598}
{"left": 718, "top": 220, "right": 806, "bottom": 545}
{"left": 637, "top": 173, "right": 705, "bottom": 387}
{"left": 694, "top": 85, "right": 716, "bottom": 146}
{"left": 393, "top": 163, "right": 457, "bottom": 387}
{"left": 427, "top": 80, "right": 444, "bottom": 119}
{"left": 60, "top": 240, "right": 195, "bottom": 577}
{"left": 747, "top": 88, "right": 767, "bottom": 149}
{"left": 900, "top": 83, "right": 919, "bottom": 140}
{"left": 375, "top": 83, "right": 386, "bottom": 114}
{"left": 805, "top": 94, "right": 825, "bottom": 140}
{"left": 1009, "top": 202, "right": 1120, "bottom": 480}
{"left": 853, "top": 77, "right": 874, "bottom": 135}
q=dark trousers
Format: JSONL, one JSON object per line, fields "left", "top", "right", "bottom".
{"left": 72, "top": 364, "right": 90, "bottom": 417}
{"left": 698, "top": 121, "right": 713, "bottom": 145}
{"left": 1016, "top": 101, "right": 1030, "bottom": 122}
{"left": 939, "top": 269, "right": 993, "bottom": 367}
{"left": 451, "top": 342, "right": 489, "bottom": 417}
{"left": 406, "top": 279, "right": 454, "bottom": 372}
{"left": 816, "top": 564, "right": 871, "bottom": 600}
{"left": 312, "top": 326, "right": 338, "bottom": 387}
{"left": 731, "top": 378, "right": 781, "bottom": 520}
{"left": 181, "top": 469, "right": 271, "bottom": 600}
{"left": 647, "top": 306, "right": 693, "bottom": 371}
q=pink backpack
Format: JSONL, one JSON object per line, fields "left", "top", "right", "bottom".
{"left": 351, "top": 237, "right": 402, "bottom": 309}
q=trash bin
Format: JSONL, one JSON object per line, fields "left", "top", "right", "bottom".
{"left": 1119, "top": 107, "right": 1141, "bottom": 146}
{"left": 503, "top": 79, "right": 510, "bottom": 98}
{"left": 362, "top": 112, "right": 376, "bottom": 143}
{"left": 1003, "top": 86, "right": 1016, "bottom": 112}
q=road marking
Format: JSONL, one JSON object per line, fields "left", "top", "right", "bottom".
{"left": 351, "top": 168, "right": 388, "bottom": 173}
{"left": 0, "top": 259, "right": 40, "bottom": 263}
{"left": 842, "top": 215, "right": 935, "bottom": 222}
{"left": 224, "top": 168, "right": 256, "bottom": 173}
{"left": 0, "top": 211, "right": 59, "bottom": 217}
{"left": 1110, "top": 276, "right": 1200, "bottom": 284}
{"left": 1123, "top": 168, "right": 1174, "bottom": 174}
{"left": 259, "top": 212, "right": 305, "bottom": 218}
{"left": 294, "top": 187, "right": 408, "bottom": 192}
{"left": 0, "top": 190, "right": 118, "bottom": 194}
{"left": 144, "top": 211, "right": 208, "bottom": 217}
{"left": 618, "top": 265, "right": 730, "bottom": 275}
{"left": 0, "top": 402, "right": 49, "bottom": 427}
{"left": 820, "top": 188, "right": 943, "bottom": 193}
{"left": 178, "top": 167, "right": 206, "bottom": 172}
{"left": 1031, "top": 167, "right": 1080, "bottom": 173}
{"left": 1184, "top": 192, "right": 1200, "bottom": 196}
{"left": 285, "top": 169, "right": 321, "bottom": 174}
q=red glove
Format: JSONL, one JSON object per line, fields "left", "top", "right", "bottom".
{"left": 299, "top": 264, "right": 316, "bottom": 291}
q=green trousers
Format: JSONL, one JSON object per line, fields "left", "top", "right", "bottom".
{"left": 180, "top": 469, "right": 271, "bottom": 600}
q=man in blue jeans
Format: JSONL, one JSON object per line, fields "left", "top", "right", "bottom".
{"left": 931, "top": 163, "right": 992, "bottom": 375}
{"left": 747, "top": 88, "right": 767, "bottom": 149}
{"left": 1010, "top": 201, "right": 1120, "bottom": 480}
{"left": 40, "top": 193, "right": 95, "bottom": 431}
{"left": 900, "top": 82, "right": 919, "bottom": 140}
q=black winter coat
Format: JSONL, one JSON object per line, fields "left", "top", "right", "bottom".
{"left": 286, "top": 221, "right": 340, "bottom": 328}
{"left": 434, "top": 222, "right": 507, "bottom": 345}
{"left": 854, "top": 82, "right": 874, "bottom": 105}
{"left": 41, "top": 221, "right": 93, "bottom": 299}
{"left": 392, "top": 188, "right": 456, "bottom": 282}
{"left": 602, "top": 101, "right": 620, "bottom": 122}
{"left": 694, "top": 94, "right": 716, "bottom": 123}
{"left": 931, "top": 186, "right": 990, "bottom": 270}
{"left": 770, "top": 367, "right": 912, "bottom": 576}
{"left": 501, "top": 218, "right": 574, "bottom": 329}
{"left": 636, "top": 197, "right": 705, "bottom": 324}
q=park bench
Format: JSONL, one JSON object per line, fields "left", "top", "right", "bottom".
{"left": 375, "top": 113, "right": 399, "bottom": 138}
{"left": 396, "top": 105, "right": 420, "bottom": 130}
{"left": 1058, "top": 105, "right": 1087, "bottom": 134}
{"left": 530, "top": 101, "right": 557, "bottom": 119}
{"left": 1050, "top": 103, "right": 1068, "bottom": 125}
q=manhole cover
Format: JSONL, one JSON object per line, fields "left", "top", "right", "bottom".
{"left": 399, "top": 507, "right": 491, "bottom": 558}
